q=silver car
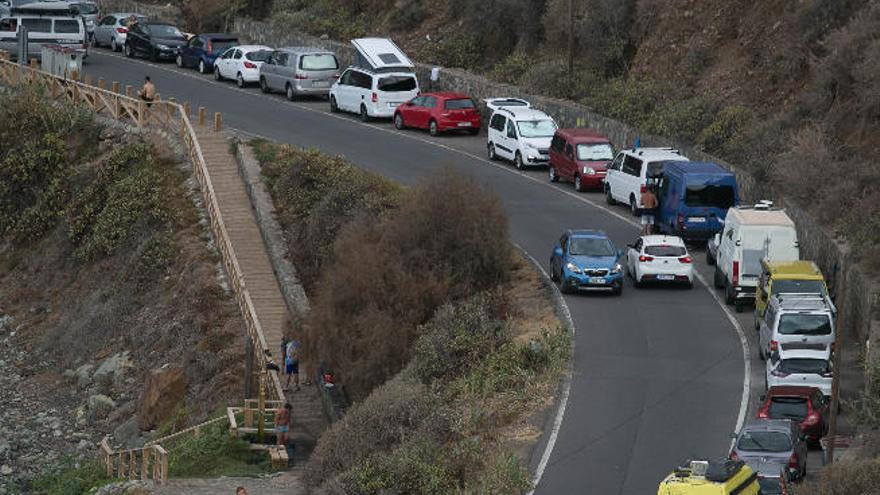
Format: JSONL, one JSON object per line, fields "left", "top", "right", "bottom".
{"left": 259, "top": 47, "right": 339, "bottom": 100}
{"left": 731, "top": 419, "right": 807, "bottom": 480}
{"left": 92, "top": 12, "right": 144, "bottom": 51}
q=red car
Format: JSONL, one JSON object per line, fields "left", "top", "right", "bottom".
{"left": 393, "top": 92, "right": 480, "bottom": 136}
{"left": 548, "top": 128, "right": 614, "bottom": 191}
{"left": 757, "top": 386, "right": 829, "bottom": 444}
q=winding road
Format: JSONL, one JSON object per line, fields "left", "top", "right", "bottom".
{"left": 82, "top": 51, "right": 758, "bottom": 494}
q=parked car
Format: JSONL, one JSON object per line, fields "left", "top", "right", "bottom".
{"left": 766, "top": 347, "right": 832, "bottom": 397}
{"left": 66, "top": 1, "right": 97, "bottom": 37}
{"left": 259, "top": 47, "right": 339, "bottom": 99}
{"left": 487, "top": 105, "right": 557, "bottom": 169}
{"left": 730, "top": 419, "right": 807, "bottom": 480}
{"left": 123, "top": 21, "right": 186, "bottom": 61}
{"left": 393, "top": 92, "right": 480, "bottom": 136}
{"left": 329, "top": 37, "right": 419, "bottom": 121}
{"left": 757, "top": 386, "right": 829, "bottom": 445}
{"left": 550, "top": 229, "right": 624, "bottom": 295}
{"left": 483, "top": 97, "right": 530, "bottom": 112}
{"left": 604, "top": 147, "right": 689, "bottom": 215}
{"left": 92, "top": 12, "right": 144, "bottom": 51}
{"left": 746, "top": 461, "right": 790, "bottom": 495}
{"left": 624, "top": 235, "right": 693, "bottom": 288}
{"left": 0, "top": 2, "right": 87, "bottom": 61}
{"left": 213, "top": 44, "right": 272, "bottom": 87}
{"left": 653, "top": 161, "right": 739, "bottom": 241}
{"left": 176, "top": 33, "right": 238, "bottom": 73}
{"left": 713, "top": 203, "right": 800, "bottom": 312}
{"left": 758, "top": 292, "right": 835, "bottom": 360}
{"left": 548, "top": 128, "right": 614, "bottom": 191}
{"left": 657, "top": 460, "right": 760, "bottom": 495}
{"left": 755, "top": 260, "right": 829, "bottom": 327}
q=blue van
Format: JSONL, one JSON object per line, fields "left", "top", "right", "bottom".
{"left": 654, "top": 161, "right": 739, "bottom": 241}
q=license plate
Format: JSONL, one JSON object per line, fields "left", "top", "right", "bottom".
{"left": 688, "top": 217, "right": 707, "bottom": 223}
{"left": 388, "top": 102, "right": 400, "bottom": 108}
{"left": 658, "top": 274, "right": 675, "bottom": 281}
{"left": 313, "top": 81, "right": 328, "bottom": 88}
{"left": 588, "top": 277, "right": 606, "bottom": 285}
{"left": 457, "top": 122, "right": 472, "bottom": 127}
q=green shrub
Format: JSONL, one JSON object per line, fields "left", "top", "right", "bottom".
{"left": 850, "top": 357, "right": 880, "bottom": 428}
{"left": 696, "top": 105, "right": 755, "bottom": 154}
{"left": 583, "top": 78, "right": 669, "bottom": 129}
{"left": 416, "top": 34, "right": 482, "bottom": 70}
{"left": 795, "top": 457, "right": 880, "bottom": 494}
{"left": 492, "top": 51, "right": 531, "bottom": 85}
{"left": 647, "top": 97, "right": 718, "bottom": 143}
{"left": 31, "top": 458, "right": 113, "bottom": 495}
{"left": 388, "top": 0, "right": 426, "bottom": 31}
{"left": 343, "top": 435, "right": 456, "bottom": 495}
{"left": 169, "top": 421, "right": 273, "bottom": 477}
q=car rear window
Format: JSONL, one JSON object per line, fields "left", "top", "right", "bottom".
{"left": 779, "top": 358, "right": 829, "bottom": 375}
{"left": 645, "top": 245, "right": 686, "bottom": 257}
{"left": 378, "top": 75, "right": 416, "bottom": 92}
{"left": 577, "top": 143, "right": 614, "bottom": 161}
{"left": 685, "top": 184, "right": 736, "bottom": 208}
{"left": 54, "top": 19, "right": 80, "bottom": 33}
{"left": 245, "top": 50, "right": 272, "bottom": 62}
{"left": 300, "top": 53, "right": 338, "bottom": 70}
{"left": 737, "top": 431, "right": 791, "bottom": 452}
{"left": 778, "top": 314, "right": 832, "bottom": 335}
{"left": 758, "top": 478, "right": 783, "bottom": 495}
{"left": 210, "top": 39, "right": 238, "bottom": 53}
{"left": 21, "top": 18, "right": 51, "bottom": 32}
{"left": 149, "top": 24, "right": 182, "bottom": 38}
{"left": 444, "top": 98, "right": 475, "bottom": 110}
{"left": 768, "top": 397, "right": 808, "bottom": 420}
{"left": 773, "top": 279, "right": 826, "bottom": 295}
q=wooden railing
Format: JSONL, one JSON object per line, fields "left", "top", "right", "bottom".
{"left": 144, "top": 415, "right": 230, "bottom": 448}
{"left": 100, "top": 437, "right": 169, "bottom": 483}
{"left": 0, "top": 51, "right": 283, "bottom": 401}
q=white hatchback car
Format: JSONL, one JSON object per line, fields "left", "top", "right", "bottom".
{"left": 214, "top": 45, "right": 272, "bottom": 87}
{"left": 766, "top": 348, "right": 833, "bottom": 397}
{"left": 624, "top": 235, "right": 694, "bottom": 287}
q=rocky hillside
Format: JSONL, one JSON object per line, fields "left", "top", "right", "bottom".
{"left": 0, "top": 88, "right": 245, "bottom": 491}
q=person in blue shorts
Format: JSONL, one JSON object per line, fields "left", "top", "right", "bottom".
{"left": 284, "top": 339, "right": 300, "bottom": 392}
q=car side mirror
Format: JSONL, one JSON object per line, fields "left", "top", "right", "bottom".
{"left": 554, "top": 246, "right": 563, "bottom": 256}
{"left": 729, "top": 432, "right": 737, "bottom": 439}
{"left": 617, "top": 249, "right": 624, "bottom": 258}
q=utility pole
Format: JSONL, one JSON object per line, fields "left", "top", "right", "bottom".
{"left": 568, "top": 0, "right": 574, "bottom": 76}
{"left": 825, "top": 265, "right": 847, "bottom": 465}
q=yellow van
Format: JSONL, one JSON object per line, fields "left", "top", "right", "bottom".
{"left": 658, "top": 460, "right": 759, "bottom": 495}
{"left": 755, "top": 260, "right": 828, "bottom": 328}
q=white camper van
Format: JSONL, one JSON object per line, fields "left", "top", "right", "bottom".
{"left": 713, "top": 202, "right": 800, "bottom": 312}
{"left": 0, "top": 1, "right": 86, "bottom": 61}
{"left": 329, "top": 37, "right": 420, "bottom": 121}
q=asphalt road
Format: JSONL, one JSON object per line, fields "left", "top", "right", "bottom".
{"left": 81, "top": 50, "right": 752, "bottom": 493}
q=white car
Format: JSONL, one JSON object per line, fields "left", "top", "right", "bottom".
{"left": 483, "top": 97, "right": 530, "bottom": 112}
{"left": 92, "top": 12, "right": 145, "bottom": 51}
{"left": 624, "top": 235, "right": 694, "bottom": 287}
{"left": 765, "top": 348, "right": 832, "bottom": 397}
{"left": 213, "top": 44, "right": 272, "bottom": 88}
{"left": 486, "top": 105, "right": 557, "bottom": 169}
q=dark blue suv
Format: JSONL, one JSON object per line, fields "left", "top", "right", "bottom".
{"left": 550, "top": 229, "right": 625, "bottom": 295}
{"left": 176, "top": 33, "right": 239, "bottom": 73}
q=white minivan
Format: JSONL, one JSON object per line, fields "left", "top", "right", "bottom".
{"left": 329, "top": 37, "right": 419, "bottom": 121}
{"left": 486, "top": 105, "right": 557, "bottom": 169}
{"left": 604, "top": 147, "right": 689, "bottom": 215}
{"left": 0, "top": 1, "right": 87, "bottom": 61}
{"left": 713, "top": 203, "right": 800, "bottom": 312}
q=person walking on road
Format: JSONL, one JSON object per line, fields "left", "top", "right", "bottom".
{"left": 640, "top": 185, "right": 658, "bottom": 235}
{"left": 275, "top": 402, "right": 291, "bottom": 446}
{"left": 284, "top": 338, "right": 300, "bottom": 392}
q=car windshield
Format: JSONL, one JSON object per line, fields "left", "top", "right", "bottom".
{"left": 517, "top": 119, "right": 556, "bottom": 138}
{"left": 444, "top": 98, "right": 475, "bottom": 110}
{"left": 577, "top": 143, "right": 614, "bottom": 161}
{"left": 300, "top": 53, "right": 338, "bottom": 70}
{"left": 737, "top": 431, "right": 792, "bottom": 452}
{"left": 778, "top": 314, "right": 832, "bottom": 335}
{"left": 245, "top": 49, "right": 272, "bottom": 62}
{"left": 685, "top": 184, "right": 736, "bottom": 208}
{"left": 210, "top": 40, "right": 238, "bottom": 53}
{"left": 570, "top": 237, "right": 616, "bottom": 257}
{"left": 779, "top": 358, "right": 829, "bottom": 375}
{"left": 768, "top": 397, "right": 808, "bottom": 420}
{"left": 774, "top": 279, "right": 826, "bottom": 295}
{"left": 644, "top": 245, "right": 686, "bottom": 257}
{"left": 72, "top": 3, "right": 98, "bottom": 14}
{"left": 149, "top": 24, "right": 182, "bottom": 38}
{"left": 378, "top": 75, "right": 417, "bottom": 92}
{"left": 758, "top": 478, "right": 783, "bottom": 495}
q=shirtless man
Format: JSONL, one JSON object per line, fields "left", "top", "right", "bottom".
{"left": 640, "top": 185, "right": 658, "bottom": 235}
{"left": 275, "top": 402, "right": 291, "bottom": 446}
{"left": 138, "top": 76, "right": 155, "bottom": 104}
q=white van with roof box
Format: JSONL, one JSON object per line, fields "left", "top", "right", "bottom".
{"left": 0, "top": 1, "right": 86, "bottom": 60}
{"left": 329, "top": 37, "right": 419, "bottom": 121}
{"left": 713, "top": 202, "right": 800, "bottom": 312}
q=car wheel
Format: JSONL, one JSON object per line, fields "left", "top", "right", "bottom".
{"left": 428, "top": 120, "right": 438, "bottom": 136}
{"left": 236, "top": 72, "right": 245, "bottom": 88}
{"left": 706, "top": 249, "right": 716, "bottom": 266}
{"left": 605, "top": 185, "right": 616, "bottom": 205}
{"left": 574, "top": 174, "right": 583, "bottom": 192}
{"left": 260, "top": 77, "right": 270, "bottom": 93}
{"left": 110, "top": 37, "right": 118, "bottom": 51}
{"left": 214, "top": 67, "right": 222, "bottom": 81}
{"left": 286, "top": 84, "right": 296, "bottom": 101}
{"left": 393, "top": 113, "right": 404, "bottom": 130}
{"left": 360, "top": 104, "right": 370, "bottom": 122}
{"left": 614, "top": 283, "right": 624, "bottom": 296}
{"left": 629, "top": 195, "right": 639, "bottom": 216}
{"left": 149, "top": 48, "right": 158, "bottom": 62}
{"left": 714, "top": 266, "right": 724, "bottom": 289}
{"left": 487, "top": 143, "right": 497, "bottom": 160}
{"left": 124, "top": 43, "right": 133, "bottom": 58}
{"left": 514, "top": 152, "right": 524, "bottom": 170}
{"left": 198, "top": 60, "right": 206, "bottom": 74}
{"left": 559, "top": 276, "right": 573, "bottom": 294}
{"left": 759, "top": 345, "right": 766, "bottom": 361}
{"left": 735, "top": 301, "right": 744, "bottom": 313}
{"left": 330, "top": 95, "right": 339, "bottom": 113}
{"left": 549, "top": 166, "right": 558, "bottom": 182}
{"left": 176, "top": 54, "right": 183, "bottom": 68}
{"left": 468, "top": 127, "right": 479, "bottom": 136}
{"left": 686, "top": 280, "right": 694, "bottom": 290}
{"left": 725, "top": 282, "right": 736, "bottom": 305}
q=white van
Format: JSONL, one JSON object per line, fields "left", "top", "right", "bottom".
{"left": 604, "top": 147, "right": 689, "bottom": 215}
{"left": 0, "top": 1, "right": 86, "bottom": 61}
{"left": 713, "top": 203, "right": 800, "bottom": 312}
{"left": 329, "top": 37, "right": 419, "bottom": 121}
{"left": 486, "top": 105, "right": 557, "bottom": 169}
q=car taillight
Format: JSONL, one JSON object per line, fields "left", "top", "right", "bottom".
{"left": 371, "top": 92, "right": 378, "bottom": 103}
{"left": 206, "top": 40, "right": 212, "bottom": 53}
{"left": 788, "top": 453, "right": 798, "bottom": 469}
{"left": 116, "top": 27, "right": 128, "bottom": 33}
{"left": 770, "top": 340, "right": 778, "bottom": 352}
{"left": 821, "top": 370, "right": 833, "bottom": 378}
{"left": 729, "top": 451, "right": 738, "bottom": 461}
{"left": 640, "top": 184, "right": 647, "bottom": 193}
{"left": 294, "top": 72, "right": 308, "bottom": 79}
{"left": 243, "top": 61, "right": 257, "bottom": 69}
{"left": 638, "top": 255, "right": 654, "bottom": 262}
{"left": 803, "top": 412, "right": 820, "bottom": 426}
{"left": 732, "top": 260, "right": 739, "bottom": 287}
{"left": 678, "top": 256, "right": 692, "bottom": 263}
{"left": 757, "top": 409, "right": 769, "bottom": 419}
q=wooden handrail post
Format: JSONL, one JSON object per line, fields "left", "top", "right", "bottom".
{"left": 84, "top": 74, "right": 92, "bottom": 86}
{"left": 137, "top": 101, "right": 146, "bottom": 127}
{"left": 112, "top": 81, "right": 120, "bottom": 93}
{"left": 142, "top": 449, "right": 149, "bottom": 481}
{"left": 184, "top": 101, "right": 191, "bottom": 116}
{"left": 70, "top": 69, "right": 78, "bottom": 81}
{"left": 29, "top": 58, "right": 37, "bottom": 69}
{"left": 98, "top": 77, "right": 105, "bottom": 89}
{"left": 214, "top": 112, "right": 221, "bottom": 132}
{"left": 198, "top": 106, "right": 205, "bottom": 125}
{"left": 125, "top": 85, "right": 133, "bottom": 98}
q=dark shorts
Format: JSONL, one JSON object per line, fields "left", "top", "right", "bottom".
{"left": 286, "top": 360, "right": 299, "bottom": 374}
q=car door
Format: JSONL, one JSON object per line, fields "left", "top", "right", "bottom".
{"left": 227, "top": 48, "right": 243, "bottom": 78}
{"left": 216, "top": 47, "right": 234, "bottom": 76}
{"left": 627, "top": 238, "right": 642, "bottom": 276}
{"left": 498, "top": 118, "right": 517, "bottom": 160}
{"left": 400, "top": 96, "right": 424, "bottom": 125}
{"left": 271, "top": 51, "right": 289, "bottom": 89}
{"left": 95, "top": 14, "right": 113, "bottom": 44}
{"left": 619, "top": 155, "right": 643, "bottom": 204}
{"left": 488, "top": 113, "right": 506, "bottom": 152}
{"left": 552, "top": 233, "right": 568, "bottom": 275}
{"left": 333, "top": 69, "right": 352, "bottom": 110}
{"left": 759, "top": 304, "right": 775, "bottom": 355}
{"left": 418, "top": 95, "right": 437, "bottom": 128}
{"left": 605, "top": 152, "right": 624, "bottom": 195}
{"left": 562, "top": 142, "right": 576, "bottom": 180}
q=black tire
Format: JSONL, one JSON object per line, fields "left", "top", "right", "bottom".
{"left": 630, "top": 195, "right": 639, "bottom": 216}
{"left": 198, "top": 59, "right": 206, "bottom": 74}
{"left": 214, "top": 67, "right": 222, "bottom": 81}
{"left": 488, "top": 143, "right": 497, "bottom": 161}
{"left": 330, "top": 96, "right": 339, "bottom": 113}
{"left": 759, "top": 345, "right": 766, "bottom": 361}
{"left": 550, "top": 261, "right": 559, "bottom": 282}
{"left": 360, "top": 104, "right": 370, "bottom": 122}
{"left": 706, "top": 249, "right": 716, "bottom": 266}
{"left": 393, "top": 113, "right": 404, "bottom": 130}
{"left": 514, "top": 152, "right": 524, "bottom": 170}
{"left": 725, "top": 282, "right": 736, "bottom": 305}
{"left": 175, "top": 54, "right": 183, "bottom": 68}
{"left": 549, "top": 166, "right": 559, "bottom": 182}
{"left": 124, "top": 43, "right": 133, "bottom": 58}
{"left": 686, "top": 281, "right": 694, "bottom": 290}
{"left": 735, "top": 301, "right": 744, "bottom": 313}
{"left": 559, "top": 277, "right": 573, "bottom": 294}
{"left": 605, "top": 186, "right": 616, "bottom": 205}
{"left": 110, "top": 37, "right": 118, "bottom": 52}
{"left": 614, "top": 283, "right": 624, "bottom": 296}
{"left": 149, "top": 48, "right": 158, "bottom": 62}
{"left": 428, "top": 120, "right": 438, "bottom": 136}
{"left": 236, "top": 72, "right": 245, "bottom": 88}
{"left": 260, "top": 77, "right": 270, "bottom": 93}
{"left": 468, "top": 127, "right": 479, "bottom": 136}
{"left": 286, "top": 84, "right": 295, "bottom": 101}
{"left": 574, "top": 174, "right": 584, "bottom": 192}
{"left": 714, "top": 266, "right": 724, "bottom": 289}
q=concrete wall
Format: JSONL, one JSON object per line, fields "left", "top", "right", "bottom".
{"left": 233, "top": 17, "right": 878, "bottom": 359}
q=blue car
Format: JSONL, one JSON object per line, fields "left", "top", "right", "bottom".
{"left": 550, "top": 229, "right": 625, "bottom": 295}
{"left": 176, "top": 33, "right": 239, "bottom": 74}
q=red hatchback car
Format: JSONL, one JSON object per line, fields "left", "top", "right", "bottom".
{"left": 757, "top": 386, "right": 829, "bottom": 445}
{"left": 548, "top": 128, "right": 614, "bottom": 191}
{"left": 393, "top": 92, "right": 481, "bottom": 136}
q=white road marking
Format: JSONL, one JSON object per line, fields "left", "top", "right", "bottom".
{"left": 93, "top": 49, "right": 752, "bottom": 484}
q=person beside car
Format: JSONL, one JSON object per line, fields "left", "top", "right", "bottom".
{"left": 640, "top": 185, "right": 658, "bottom": 235}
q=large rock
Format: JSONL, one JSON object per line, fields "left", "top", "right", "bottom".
{"left": 137, "top": 365, "right": 186, "bottom": 431}
{"left": 93, "top": 352, "right": 133, "bottom": 391}
{"left": 88, "top": 394, "right": 117, "bottom": 420}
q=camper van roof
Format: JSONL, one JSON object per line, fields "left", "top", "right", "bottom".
{"left": 351, "top": 37, "right": 414, "bottom": 71}
{"left": 11, "top": 1, "right": 77, "bottom": 14}
{"left": 728, "top": 207, "right": 795, "bottom": 227}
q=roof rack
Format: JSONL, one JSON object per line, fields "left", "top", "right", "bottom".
{"left": 774, "top": 292, "right": 836, "bottom": 312}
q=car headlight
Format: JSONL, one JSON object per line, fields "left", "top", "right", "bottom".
{"left": 156, "top": 44, "right": 170, "bottom": 50}
{"left": 583, "top": 166, "right": 596, "bottom": 175}
{"left": 565, "top": 262, "right": 582, "bottom": 274}
{"left": 611, "top": 263, "right": 622, "bottom": 274}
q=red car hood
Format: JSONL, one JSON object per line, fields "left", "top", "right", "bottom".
{"left": 577, "top": 159, "right": 611, "bottom": 171}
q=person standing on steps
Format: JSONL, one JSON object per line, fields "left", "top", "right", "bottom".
{"left": 275, "top": 402, "right": 291, "bottom": 447}
{"left": 284, "top": 338, "right": 300, "bottom": 392}
{"left": 640, "top": 184, "right": 658, "bottom": 235}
